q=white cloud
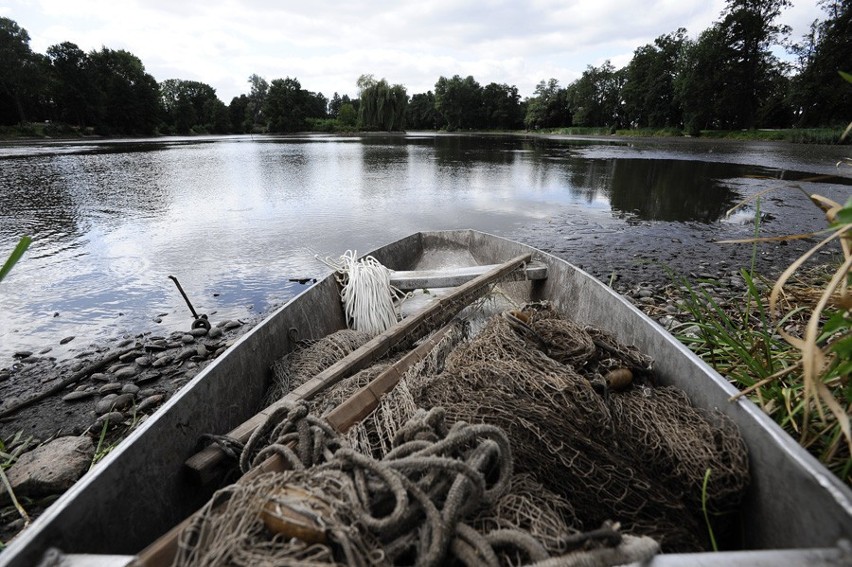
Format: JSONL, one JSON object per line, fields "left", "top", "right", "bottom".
{"left": 7, "top": 0, "right": 826, "bottom": 102}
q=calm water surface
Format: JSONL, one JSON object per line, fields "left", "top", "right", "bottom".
{"left": 1, "top": 133, "right": 850, "bottom": 363}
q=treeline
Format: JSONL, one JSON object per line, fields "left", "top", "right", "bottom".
{"left": 1, "top": 0, "right": 849, "bottom": 137}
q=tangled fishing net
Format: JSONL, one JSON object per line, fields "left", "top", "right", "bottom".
{"left": 184, "top": 298, "right": 749, "bottom": 565}
{"left": 175, "top": 404, "right": 660, "bottom": 567}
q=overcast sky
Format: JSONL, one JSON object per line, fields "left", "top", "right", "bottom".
{"left": 3, "top": 0, "right": 825, "bottom": 103}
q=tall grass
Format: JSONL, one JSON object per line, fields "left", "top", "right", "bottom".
{"left": 673, "top": 194, "right": 852, "bottom": 483}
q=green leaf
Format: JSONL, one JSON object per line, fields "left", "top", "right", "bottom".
{"left": 835, "top": 205, "right": 852, "bottom": 226}
{"left": 840, "top": 71, "right": 852, "bottom": 84}
{"left": 0, "top": 236, "right": 32, "bottom": 283}
{"left": 829, "top": 334, "right": 852, "bottom": 358}
{"left": 822, "top": 310, "right": 851, "bottom": 337}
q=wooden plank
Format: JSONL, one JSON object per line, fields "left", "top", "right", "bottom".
{"left": 137, "top": 321, "right": 459, "bottom": 567}
{"left": 390, "top": 261, "right": 547, "bottom": 290}
{"left": 325, "top": 322, "right": 457, "bottom": 432}
{"left": 184, "top": 253, "right": 532, "bottom": 482}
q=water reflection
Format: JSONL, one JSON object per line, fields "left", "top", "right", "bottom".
{"left": 1, "top": 133, "right": 850, "bottom": 362}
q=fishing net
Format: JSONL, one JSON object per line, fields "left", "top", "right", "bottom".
{"left": 267, "top": 329, "right": 372, "bottom": 404}
{"left": 175, "top": 404, "right": 658, "bottom": 567}
{"left": 190, "top": 299, "right": 748, "bottom": 564}
{"left": 414, "top": 304, "right": 749, "bottom": 552}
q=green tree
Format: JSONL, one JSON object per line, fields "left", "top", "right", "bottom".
{"left": 228, "top": 94, "right": 250, "bottom": 133}
{"left": 406, "top": 91, "right": 441, "bottom": 129}
{"left": 566, "top": 62, "right": 625, "bottom": 128}
{"left": 622, "top": 29, "right": 687, "bottom": 128}
{"left": 434, "top": 75, "right": 483, "bottom": 130}
{"left": 675, "top": 26, "right": 731, "bottom": 133}
{"left": 719, "top": 0, "right": 792, "bottom": 128}
{"left": 524, "top": 78, "right": 570, "bottom": 129}
{"left": 481, "top": 82, "right": 523, "bottom": 129}
{"left": 160, "top": 79, "right": 224, "bottom": 134}
{"left": 246, "top": 73, "right": 269, "bottom": 131}
{"left": 357, "top": 75, "right": 408, "bottom": 131}
{"left": 88, "top": 47, "right": 160, "bottom": 135}
{"left": 264, "top": 77, "right": 308, "bottom": 132}
{"left": 337, "top": 103, "right": 357, "bottom": 127}
{"left": 46, "top": 42, "right": 97, "bottom": 128}
{"left": 0, "top": 17, "right": 39, "bottom": 124}
{"left": 790, "top": 0, "right": 852, "bottom": 126}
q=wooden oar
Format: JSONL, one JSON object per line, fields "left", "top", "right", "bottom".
{"left": 184, "top": 253, "right": 532, "bottom": 483}
{"left": 136, "top": 319, "right": 462, "bottom": 566}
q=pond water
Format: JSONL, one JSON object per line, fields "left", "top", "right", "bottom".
{"left": 1, "top": 133, "right": 850, "bottom": 363}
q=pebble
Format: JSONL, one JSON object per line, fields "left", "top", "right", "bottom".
{"left": 176, "top": 348, "right": 196, "bottom": 362}
{"left": 190, "top": 328, "right": 208, "bottom": 337}
{"left": 13, "top": 351, "right": 33, "bottom": 359}
{"left": 98, "top": 383, "right": 123, "bottom": 394}
{"left": 62, "top": 391, "right": 95, "bottom": 402}
{"left": 152, "top": 317, "right": 163, "bottom": 324}
{"left": 39, "top": 347, "right": 52, "bottom": 355}
{"left": 134, "top": 372, "right": 162, "bottom": 385}
{"left": 95, "top": 412, "right": 124, "bottom": 427}
{"left": 151, "top": 355, "right": 173, "bottom": 368}
{"left": 166, "top": 341, "right": 182, "bottom": 349}
{"left": 195, "top": 344, "right": 208, "bottom": 357}
{"left": 95, "top": 394, "right": 118, "bottom": 414}
{"left": 135, "top": 356, "right": 152, "bottom": 367}
{"left": 181, "top": 335, "right": 195, "bottom": 344}
{"left": 22, "top": 356, "right": 39, "bottom": 364}
{"left": 137, "top": 394, "right": 164, "bottom": 413}
{"left": 224, "top": 320, "right": 242, "bottom": 330}
{"left": 121, "top": 384, "right": 140, "bottom": 395}
{"left": 119, "top": 351, "right": 141, "bottom": 363}
{"left": 114, "top": 366, "right": 138, "bottom": 380}
{"left": 207, "top": 327, "right": 223, "bottom": 339}
{"left": 59, "top": 336, "right": 75, "bottom": 345}
{"left": 117, "top": 338, "right": 135, "bottom": 347}
{"left": 638, "top": 289, "right": 653, "bottom": 298}
{"left": 138, "top": 388, "right": 158, "bottom": 397}
{"left": 90, "top": 372, "right": 110, "bottom": 382}
{"left": 0, "top": 370, "right": 10, "bottom": 382}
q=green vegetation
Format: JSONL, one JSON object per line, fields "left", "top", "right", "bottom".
{"left": 673, "top": 195, "right": 852, "bottom": 482}
{"left": 0, "top": 0, "right": 849, "bottom": 136}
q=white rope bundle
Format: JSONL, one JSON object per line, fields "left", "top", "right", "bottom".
{"left": 319, "top": 250, "right": 400, "bottom": 335}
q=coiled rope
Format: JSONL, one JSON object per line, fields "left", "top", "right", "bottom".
{"left": 318, "top": 250, "right": 402, "bottom": 334}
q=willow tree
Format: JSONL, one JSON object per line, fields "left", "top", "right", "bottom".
{"left": 357, "top": 74, "right": 408, "bottom": 131}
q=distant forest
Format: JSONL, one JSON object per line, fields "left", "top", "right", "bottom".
{"left": 0, "top": 0, "right": 849, "bottom": 137}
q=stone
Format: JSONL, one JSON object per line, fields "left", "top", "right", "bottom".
{"left": 117, "top": 338, "right": 135, "bottom": 347}
{"left": 152, "top": 354, "right": 173, "bottom": 368}
{"left": 152, "top": 317, "right": 163, "bottom": 324}
{"left": 207, "top": 327, "right": 223, "bottom": 339}
{"left": 119, "top": 351, "right": 141, "bottom": 363}
{"left": 190, "top": 327, "right": 208, "bottom": 337}
{"left": 90, "top": 372, "right": 110, "bottom": 382}
{"left": 95, "top": 412, "right": 124, "bottom": 428}
{"left": 134, "top": 372, "right": 162, "bottom": 385}
{"left": 135, "top": 356, "right": 152, "bottom": 367}
{"left": 98, "top": 382, "right": 123, "bottom": 394}
{"left": 114, "top": 366, "right": 138, "bottom": 380}
{"left": 95, "top": 394, "right": 118, "bottom": 415}
{"left": 121, "top": 383, "right": 140, "bottom": 395}
{"left": 13, "top": 351, "right": 33, "bottom": 359}
{"left": 62, "top": 391, "right": 95, "bottom": 402}
{"left": 224, "top": 320, "right": 242, "bottom": 330}
{"left": 59, "top": 336, "right": 75, "bottom": 345}
{"left": 181, "top": 335, "right": 195, "bottom": 344}
{"left": 6, "top": 436, "right": 94, "bottom": 499}
{"left": 195, "top": 344, "right": 208, "bottom": 358}
{"left": 22, "top": 356, "right": 39, "bottom": 364}
{"left": 176, "top": 348, "right": 195, "bottom": 362}
{"left": 137, "top": 394, "right": 165, "bottom": 413}
{"left": 110, "top": 393, "right": 136, "bottom": 411}
{"left": 39, "top": 347, "right": 53, "bottom": 355}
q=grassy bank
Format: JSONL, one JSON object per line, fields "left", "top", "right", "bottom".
{"left": 538, "top": 126, "right": 850, "bottom": 144}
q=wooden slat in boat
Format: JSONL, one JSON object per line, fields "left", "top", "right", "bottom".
{"left": 389, "top": 260, "right": 547, "bottom": 290}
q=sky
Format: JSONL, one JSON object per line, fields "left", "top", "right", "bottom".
{"left": 3, "top": 0, "right": 826, "bottom": 103}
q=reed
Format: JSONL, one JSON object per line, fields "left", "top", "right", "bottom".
{"left": 672, "top": 193, "right": 852, "bottom": 483}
